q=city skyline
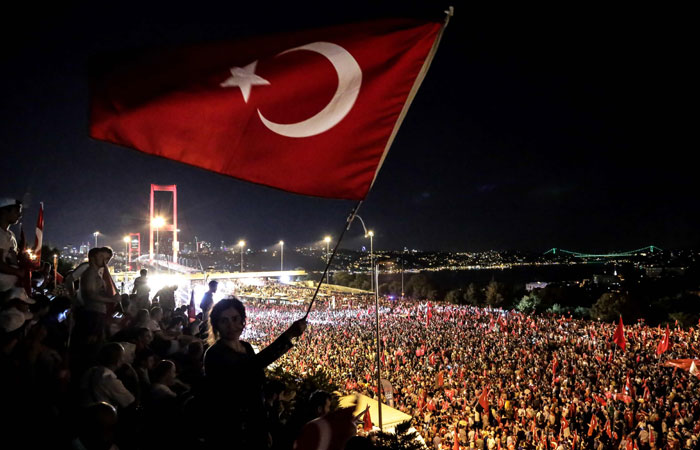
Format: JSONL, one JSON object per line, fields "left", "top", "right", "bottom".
{"left": 2, "top": 2, "right": 696, "bottom": 252}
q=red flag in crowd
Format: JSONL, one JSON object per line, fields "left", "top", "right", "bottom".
{"left": 478, "top": 385, "right": 489, "bottom": 412}
{"left": 453, "top": 424, "right": 460, "bottom": 450}
{"left": 613, "top": 316, "right": 626, "bottom": 351}
{"left": 188, "top": 289, "right": 196, "bottom": 322}
{"left": 363, "top": 406, "right": 372, "bottom": 432}
{"left": 662, "top": 359, "right": 700, "bottom": 370}
{"left": 605, "top": 419, "right": 612, "bottom": 438}
{"left": 593, "top": 394, "right": 606, "bottom": 406}
{"left": 587, "top": 415, "right": 597, "bottom": 436}
{"left": 90, "top": 17, "right": 448, "bottom": 200}
{"left": 656, "top": 324, "right": 670, "bottom": 356}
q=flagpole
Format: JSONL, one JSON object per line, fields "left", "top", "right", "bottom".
{"left": 374, "top": 262, "right": 383, "bottom": 430}
{"left": 303, "top": 200, "right": 363, "bottom": 319}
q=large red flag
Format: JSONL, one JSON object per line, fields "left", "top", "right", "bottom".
{"left": 90, "top": 16, "right": 449, "bottom": 200}
{"left": 656, "top": 324, "right": 670, "bottom": 356}
{"left": 613, "top": 316, "right": 626, "bottom": 351}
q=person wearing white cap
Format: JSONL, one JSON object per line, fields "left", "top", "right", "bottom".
{"left": 1, "top": 287, "right": 35, "bottom": 322}
{"left": 0, "top": 198, "right": 24, "bottom": 292}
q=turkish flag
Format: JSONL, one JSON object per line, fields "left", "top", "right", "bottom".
{"left": 587, "top": 415, "right": 597, "bottom": 437}
{"left": 613, "top": 316, "right": 626, "bottom": 351}
{"left": 90, "top": 18, "right": 445, "bottom": 200}
{"left": 478, "top": 385, "right": 489, "bottom": 412}
{"left": 363, "top": 406, "right": 373, "bottom": 432}
{"left": 656, "top": 324, "right": 670, "bottom": 356}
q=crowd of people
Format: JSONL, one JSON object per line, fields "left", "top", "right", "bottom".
{"left": 2, "top": 198, "right": 700, "bottom": 449}
{"left": 246, "top": 300, "right": 700, "bottom": 450}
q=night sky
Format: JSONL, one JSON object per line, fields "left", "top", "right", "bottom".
{"left": 1, "top": 2, "right": 695, "bottom": 253}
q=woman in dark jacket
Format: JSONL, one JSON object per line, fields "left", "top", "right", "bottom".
{"left": 203, "top": 298, "right": 306, "bottom": 449}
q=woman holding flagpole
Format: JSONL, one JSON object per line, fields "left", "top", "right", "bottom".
{"left": 203, "top": 297, "right": 306, "bottom": 449}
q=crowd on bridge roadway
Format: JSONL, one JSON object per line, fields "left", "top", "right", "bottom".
{"left": 243, "top": 297, "right": 700, "bottom": 450}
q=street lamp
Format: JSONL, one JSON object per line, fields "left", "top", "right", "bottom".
{"left": 279, "top": 240, "right": 284, "bottom": 271}
{"left": 238, "top": 240, "right": 245, "bottom": 272}
{"left": 123, "top": 236, "right": 130, "bottom": 270}
{"left": 152, "top": 216, "right": 165, "bottom": 264}
{"left": 93, "top": 231, "right": 100, "bottom": 248}
{"left": 366, "top": 230, "right": 374, "bottom": 291}
{"left": 324, "top": 236, "right": 331, "bottom": 284}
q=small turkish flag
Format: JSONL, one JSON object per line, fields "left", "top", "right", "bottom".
{"left": 363, "top": 407, "right": 372, "bottom": 432}
{"left": 613, "top": 316, "right": 626, "bottom": 351}
{"left": 90, "top": 17, "right": 446, "bottom": 200}
{"left": 478, "top": 385, "right": 489, "bottom": 412}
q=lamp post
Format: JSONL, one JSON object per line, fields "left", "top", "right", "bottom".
{"left": 152, "top": 216, "right": 165, "bottom": 267}
{"left": 93, "top": 231, "right": 100, "bottom": 248}
{"left": 367, "top": 230, "right": 374, "bottom": 291}
{"left": 279, "top": 240, "right": 284, "bottom": 272}
{"left": 123, "top": 236, "right": 130, "bottom": 270}
{"left": 239, "top": 240, "right": 245, "bottom": 272}
{"left": 324, "top": 236, "right": 331, "bottom": 284}
{"left": 53, "top": 254, "right": 58, "bottom": 291}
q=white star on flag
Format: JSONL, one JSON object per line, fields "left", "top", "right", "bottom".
{"left": 220, "top": 61, "right": 270, "bottom": 103}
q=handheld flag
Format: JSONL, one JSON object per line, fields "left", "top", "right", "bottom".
{"left": 478, "top": 385, "right": 489, "bottom": 412}
{"left": 363, "top": 406, "right": 372, "bottom": 432}
{"left": 90, "top": 14, "right": 451, "bottom": 200}
{"left": 656, "top": 324, "right": 670, "bottom": 356}
{"left": 613, "top": 316, "right": 626, "bottom": 351}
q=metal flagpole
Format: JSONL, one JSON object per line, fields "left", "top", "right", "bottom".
{"left": 374, "top": 263, "right": 383, "bottom": 429}
{"left": 303, "top": 200, "right": 363, "bottom": 319}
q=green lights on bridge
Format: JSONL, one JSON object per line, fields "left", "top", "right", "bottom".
{"left": 543, "top": 245, "right": 661, "bottom": 258}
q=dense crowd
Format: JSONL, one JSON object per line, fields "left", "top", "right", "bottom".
{"left": 2, "top": 197, "right": 700, "bottom": 450}
{"left": 249, "top": 301, "right": 700, "bottom": 449}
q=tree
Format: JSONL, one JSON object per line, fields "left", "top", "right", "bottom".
{"left": 372, "top": 420, "right": 428, "bottom": 450}
{"left": 405, "top": 274, "right": 436, "bottom": 300}
{"left": 591, "top": 293, "right": 629, "bottom": 322}
{"left": 464, "top": 283, "right": 482, "bottom": 305}
{"left": 516, "top": 292, "right": 541, "bottom": 314}
{"left": 445, "top": 289, "right": 464, "bottom": 304}
{"left": 485, "top": 280, "right": 505, "bottom": 307}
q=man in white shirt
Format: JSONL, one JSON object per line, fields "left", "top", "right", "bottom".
{"left": 80, "top": 342, "right": 135, "bottom": 409}
{"left": 0, "top": 198, "right": 24, "bottom": 292}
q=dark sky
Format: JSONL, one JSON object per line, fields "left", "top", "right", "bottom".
{"left": 1, "top": 2, "right": 695, "bottom": 253}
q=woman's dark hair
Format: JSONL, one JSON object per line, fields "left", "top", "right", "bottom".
{"left": 152, "top": 360, "right": 175, "bottom": 383}
{"left": 209, "top": 297, "right": 246, "bottom": 340}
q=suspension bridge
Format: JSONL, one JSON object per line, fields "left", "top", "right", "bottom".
{"left": 543, "top": 245, "right": 662, "bottom": 258}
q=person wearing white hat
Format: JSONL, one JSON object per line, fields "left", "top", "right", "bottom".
{"left": 1, "top": 287, "right": 35, "bottom": 322}
{"left": 0, "top": 198, "right": 24, "bottom": 292}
